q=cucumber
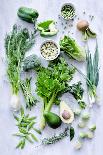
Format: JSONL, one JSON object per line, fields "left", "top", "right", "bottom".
{"left": 17, "top": 7, "right": 39, "bottom": 23}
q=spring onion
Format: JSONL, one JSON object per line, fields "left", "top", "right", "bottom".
{"left": 5, "top": 25, "right": 35, "bottom": 111}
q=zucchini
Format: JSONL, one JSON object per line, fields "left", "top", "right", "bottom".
{"left": 17, "top": 7, "right": 39, "bottom": 23}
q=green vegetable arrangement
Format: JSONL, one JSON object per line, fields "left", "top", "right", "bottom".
{"left": 86, "top": 42, "right": 99, "bottom": 107}
{"left": 68, "top": 82, "right": 86, "bottom": 109}
{"left": 13, "top": 107, "right": 41, "bottom": 149}
{"left": 4, "top": 3, "right": 100, "bottom": 151}
{"left": 20, "top": 78, "right": 37, "bottom": 110}
{"left": 5, "top": 25, "right": 35, "bottom": 111}
{"left": 36, "top": 57, "right": 75, "bottom": 129}
{"left": 60, "top": 36, "right": 86, "bottom": 61}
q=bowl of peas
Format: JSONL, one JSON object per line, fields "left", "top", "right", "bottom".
{"left": 61, "top": 3, "right": 76, "bottom": 20}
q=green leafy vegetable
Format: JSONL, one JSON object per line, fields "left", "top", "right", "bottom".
{"left": 68, "top": 82, "right": 86, "bottom": 109}
{"left": 20, "top": 77, "right": 37, "bottom": 110}
{"left": 23, "top": 54, "right": 41, "bottom": 72}
{"left": 70, "top": 126, "right": 75, "bottom": 141}
{"left": 36, "top": 57, "right": 75, "bottom": 129}
{"left": 59, "top": 36, "right": 86, "bottom": 61}
{"left": 13, "top": 107, "right": 40, "bottom": 149}
{"left": 78, "top": 101, "right": 86, "bottom": 109}
{"left": 68, "top": 82, "right": 84, "bottom": 100}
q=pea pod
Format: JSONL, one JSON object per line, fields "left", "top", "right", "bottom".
{"left": 17, "top": 7, "right": 39, "bottom": 23}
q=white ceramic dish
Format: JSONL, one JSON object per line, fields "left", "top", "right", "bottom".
{"left": 61, "top": 3, "right": 76, "bottom": 20}
{"left": 40, "top": 40, "right": 60, "bottom": 61}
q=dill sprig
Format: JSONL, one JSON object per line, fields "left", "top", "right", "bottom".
{"left": 42, "top": 127, "right": 69, "bottom": 145}
{"left": 5, "top": 25, "right": 35, "bottom": 94}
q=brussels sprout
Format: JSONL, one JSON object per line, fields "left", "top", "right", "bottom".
{"left": 74, "top": 109, "right": 81, "bottom": 116}
{"left": 82, "top": 113, "right": 90, "bottom": 120}
{"left": 89, "top": 124, "right": 96, "bottom": 132}
{"left": 87, "top": 132, "right": 94, "bottom": 139}
{"left": 79, "top": 132, "right": 87, "bottom": 138}
{"left": 78, "top": 121, "right": 86, "bottom": 128}
{"left": 74, "top": 140, "right": 83, "bottom": 150}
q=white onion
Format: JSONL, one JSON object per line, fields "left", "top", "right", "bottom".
{"left": 10, "top": 94, "right": 21, "bottom": 111}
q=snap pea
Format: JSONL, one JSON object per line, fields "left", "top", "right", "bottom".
{"left": 31, "top": 133, "right": 38, "bottom": 142}
{"left": 16, "top": 140, "right": 23, "bottom": 149}
{"left": 19, "top": 127, "right": 28, "bottom": 134}
{"left": 33, "top": 128, "right": 42, "bottom": 135}
{"left": 21, "top": 139, "right": 25, "bottom": 149}
{"left": 25, "top": 135, "right": 33, "bottom": 143}
{"left": 28, "top": 121, "right": 36, "bottom": 130}
{"left": 13, "top": 107, "right": 40, "bottom": 149}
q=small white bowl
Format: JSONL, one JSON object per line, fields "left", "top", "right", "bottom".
{"left": 61, "top": 3, "right": 76, "bottom": 20}
{"left": 40, "top": 40, "right": 60, "bottom": 61}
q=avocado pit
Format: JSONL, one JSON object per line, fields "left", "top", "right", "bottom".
{"left": 62, "top": 110, "right": 71, "bottom": 120}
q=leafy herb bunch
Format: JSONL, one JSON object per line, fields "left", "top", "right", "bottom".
{"left": 5, "top": 25, "right": 35, "bottom": 94}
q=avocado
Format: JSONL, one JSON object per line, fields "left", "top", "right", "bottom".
{"left": 60, "top": 101, "right": 74, "bottom": 124}
{"left": 37, "top": 20, "right": 58, "bottom": 37}
{"left": 44, "top": 111, "right": 62, "bottom": 129}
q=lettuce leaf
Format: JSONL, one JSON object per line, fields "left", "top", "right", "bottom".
{"left": 59, "top": 36, "right": 86, "bottom": 61}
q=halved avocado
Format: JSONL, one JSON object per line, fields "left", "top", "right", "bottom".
{"left": 60, "top": 101, "right": 74, "bottom": 124}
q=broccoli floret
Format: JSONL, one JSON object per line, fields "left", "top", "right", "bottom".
{"left": 23, "top": 54, "right": 41, "bottom": 71}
